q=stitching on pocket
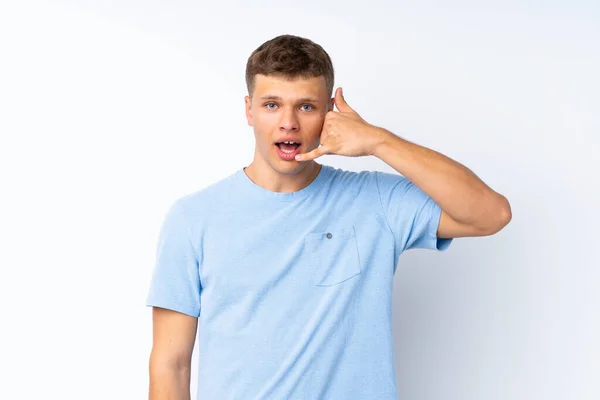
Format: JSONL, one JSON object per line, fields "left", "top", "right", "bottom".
{"left": 304, "top": 226, "right": 362, "bottom": 286}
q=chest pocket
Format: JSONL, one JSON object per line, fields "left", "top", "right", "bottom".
{"left": 304, "top": 226, "right": 362, "bottom": 286}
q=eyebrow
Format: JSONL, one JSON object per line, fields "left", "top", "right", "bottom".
{"left": 258, "top": 95, "right": 319, "bottom": 103}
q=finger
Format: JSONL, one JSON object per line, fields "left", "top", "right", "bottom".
{"left": 295, "top": 146, "right": 327, "bottom": 162}
{"left": 334, "top": 87, "right": 355, "bottom": 114}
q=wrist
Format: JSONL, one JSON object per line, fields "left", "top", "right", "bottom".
{"left": 370, "top": 127, "right": 397, "bottom": 158}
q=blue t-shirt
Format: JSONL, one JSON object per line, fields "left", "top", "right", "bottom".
{"left": 146, "top": 163, "right": 452, "bottom": 399}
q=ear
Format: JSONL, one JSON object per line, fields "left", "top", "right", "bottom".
{"left": 244, "top": 96, "right": 253, "bottom": 127}
{"left": 329, "top": 97, "right": 335, "bottom": 112}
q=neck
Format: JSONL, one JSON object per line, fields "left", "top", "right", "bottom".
{"left": 244, "top": 160, "right": 322, "bottom": 194}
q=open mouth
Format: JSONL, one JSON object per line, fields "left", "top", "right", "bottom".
{"left": 274, "top": 141, "right": 302, "bottom": 160}
{"left": 275, "top": 141, "right": 301, "bottom": 153}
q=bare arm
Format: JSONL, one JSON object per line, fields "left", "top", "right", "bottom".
{"left": 149, "top": 307, "right": 198, "bottom": 400}
{"left": 372, "top": 129, "right": 511, "bottom": 237}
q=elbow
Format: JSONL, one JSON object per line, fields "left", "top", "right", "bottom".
{"left": 498, "top": 194, "right": 512, "bottom": 226}
{"left": 149, "top": 350, "right": 192, "bottom": 375}
{"left": 486, "top": 194, "right": 512, "bottom": 235}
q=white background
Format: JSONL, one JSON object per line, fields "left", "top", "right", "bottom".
{"left": 1, "top": 1, "right": 598, "bottom": 399}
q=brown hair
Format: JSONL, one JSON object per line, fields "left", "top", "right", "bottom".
{"left": 245, "top": 34, "right": 335, "bottom": 99}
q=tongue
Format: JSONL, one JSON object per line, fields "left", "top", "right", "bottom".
{"left": 280, "top": 143, "right": 299, "bottom": 151}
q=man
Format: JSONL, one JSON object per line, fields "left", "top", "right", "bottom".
{"left": 146, "top": 34, "right": 511, "bottom": 400}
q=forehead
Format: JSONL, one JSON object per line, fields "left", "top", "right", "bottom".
{"left": 253, "top": 74, "right": 327, "bottom": 101}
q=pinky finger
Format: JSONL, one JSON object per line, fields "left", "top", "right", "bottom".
{"left": 295, "top": 147, "right": 322, "bottom": 161}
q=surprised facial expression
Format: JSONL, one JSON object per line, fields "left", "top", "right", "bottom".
{"left": 244, "top": 74, "right": 334, "bottom": 172}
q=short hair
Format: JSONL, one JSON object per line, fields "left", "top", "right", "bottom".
{"left": 245, "top": 34, "right": 335, "bottom": 99}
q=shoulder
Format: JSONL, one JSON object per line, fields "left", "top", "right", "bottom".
{"left": 165, "top": 170, "right": 238, "bottom": 226}
{"left": 325, "top": 164, "right": 376, "bottom": 188}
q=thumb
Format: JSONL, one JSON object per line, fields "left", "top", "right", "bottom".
{"left": 334, "top": 87, "right": 355, "bottom": 113}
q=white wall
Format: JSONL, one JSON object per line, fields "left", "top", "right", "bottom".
{"left": 1, "top": 1, "right": 598, "bottom": 399}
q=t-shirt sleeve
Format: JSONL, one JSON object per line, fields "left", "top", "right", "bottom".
{"left": 146, "top": 200, "right": 202, "bottom": 317}
{"left": 375, "top": 170, "right": 453, "bottom": 253}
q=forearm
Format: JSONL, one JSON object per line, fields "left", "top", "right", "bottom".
{"left": 149, "top": 361, "right": 191, "bottom": 400}
{"left": 371, "top": 127, "right": 510, "bottom": 227}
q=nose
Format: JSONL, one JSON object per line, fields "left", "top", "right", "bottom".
{"left": 279, "top": 108, "right": 299, "bottom": 131}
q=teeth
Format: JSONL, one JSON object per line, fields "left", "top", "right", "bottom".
{"left": 283, "top": 141, "right": 297, "bottom": 145}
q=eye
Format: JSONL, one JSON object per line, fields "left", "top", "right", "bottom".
{"left": 301, "top": 104, "right": 314, "bottom": 111}
{"left": 265, "top": 103, "right": 277, "bottom": 110}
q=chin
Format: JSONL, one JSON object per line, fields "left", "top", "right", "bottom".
{"left": 270, "top": 159, "right": 305, "bottom": 174}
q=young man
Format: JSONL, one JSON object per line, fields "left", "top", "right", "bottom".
{"left": 146, "top": 34, "right": 511, "bottom": 400}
